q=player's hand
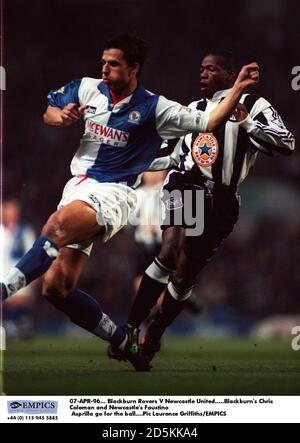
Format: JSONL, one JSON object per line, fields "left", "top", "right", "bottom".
{"left": 233, "top": 103, "right": 248, "bottom": 122}
{"left": 60, "top": 103, "right": 86, "bottom": 126}
{"left": 234, "top": 62, "right": 259, "bottom": 90}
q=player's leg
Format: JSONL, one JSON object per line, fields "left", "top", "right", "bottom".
{"left": 108, "top": 175, "right": 190, "bottom": 365}
{"left": 1, "top": 200, "right": 104, "bottom": 301}
{"left": 143, "top": 191, "right": 240, "bottom": 360}
{"left": 42, "top": 247, "right": 149, "bottom": 371}
{"left": 127, "top": 226, "right": 185, "bottom": 328}
{"left": 141, "top": 249, "right": 195, "bottom": 359}
{"left": 127, "top": 171, "right": 188, "bottom": 329}
{"left": 42, "top": 247, "right": 132, "bottom": 350}
{"left": 108, "top": 225, "right": 184, "bottom": 366}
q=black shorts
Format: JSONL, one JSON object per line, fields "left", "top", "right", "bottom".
{"left": 161, "top": 170, "right": 240, "bottom": 263}
{"left": 161, "top": 170, "right": 208, "bottom": 232}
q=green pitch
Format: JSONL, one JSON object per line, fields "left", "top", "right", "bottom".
{"left": 3, "top": 337, "right": 300, "bottom": 395}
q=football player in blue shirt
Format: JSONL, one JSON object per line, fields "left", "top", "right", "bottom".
{"left": 1, "top": 35, "right": 259, "bottom": 370}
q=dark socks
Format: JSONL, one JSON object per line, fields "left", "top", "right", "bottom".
{"left": 3, "top": 236, "right": 59, "bottom": 297}
{"left": 46, "top": 288, "right": 103, "bottom": 331}
{"left": 145, "top": 288, "right": 187, "bottom": 345}
{"left": 128, "top": 273, "right": 167, "bottom": 328}
{"left": 46, "top": 288, "right": 127, "bottom": 347}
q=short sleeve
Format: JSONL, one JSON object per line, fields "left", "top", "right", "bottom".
{"left": 47, "top": 79, "right": 82, "bottom": 109}
{"left": 155, "top": 96, "right": 209, "bottom": 139}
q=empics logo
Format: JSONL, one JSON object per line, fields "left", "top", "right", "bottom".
{"left": 291, "top": 326, "right": 300, "bottom": 351}
{"left": 291, "top": 66, "right": 300, "bottom": 91}
{"left": 9, "top": 402, "right": 22, "bottom": 409}
{"left": 7, "top": 400, "right": 58, "bottom": 414}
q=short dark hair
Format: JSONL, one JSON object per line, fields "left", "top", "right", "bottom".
{"left": 104, "top": 33, "right": 148, "bottom": 76}
{"left": 205, "top": 51, "right": 237, "bottom": 73}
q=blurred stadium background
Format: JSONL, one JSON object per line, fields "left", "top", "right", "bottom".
{"left": 2, "top": 0, "right": 300, "bottom": 354}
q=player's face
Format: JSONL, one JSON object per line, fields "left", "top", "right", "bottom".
{"left": 200, "top": 55, "right": 234, "bottom": 98}
{"left": 101, "top": 48, "right": 138, "bottom": 94}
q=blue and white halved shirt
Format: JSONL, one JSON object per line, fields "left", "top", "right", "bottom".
{"left": 47, "top": 78, "right": 209, "bottom": 187}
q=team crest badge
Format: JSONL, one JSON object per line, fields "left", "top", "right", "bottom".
{"left": 128, "top": 111, "right": 141, "bottom": 124}
{"left": 192, "top": 133, "right": 219, "bottom": 167}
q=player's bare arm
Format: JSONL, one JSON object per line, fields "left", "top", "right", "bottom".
{"left": 206, "top": 62, "right": 259, "bottom": 131}
{"left": 43, "top": 103, "right": 85, "bottom": 127}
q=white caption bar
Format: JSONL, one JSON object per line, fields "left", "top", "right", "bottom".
{"left": 0, "top": 396, "right": 300, "bottom": 423}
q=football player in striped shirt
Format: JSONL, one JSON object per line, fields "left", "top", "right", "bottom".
{"left": 112, "top": 51, "right": 295, "bottom": 367}
{"left": 1, "top": 36, "right": 259, "bottom": 371}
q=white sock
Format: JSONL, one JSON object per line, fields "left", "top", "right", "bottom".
{"left": 4, "top": 267, "right": 26, "bottom": 297}
{"left": 168, "top": 282, "right": 194, "bottom": 301}
{"left": 92, "top": 313, "right": 117, "bottom": 340}
{"left": 146, "top": 257, "right": 173, "bottom": 284}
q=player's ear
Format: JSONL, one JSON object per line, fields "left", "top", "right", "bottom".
{"left": 227, "top": 70, "right": 237, "bottom": 83}
{"left": 129, "top": 62, "right": 140, "bottom": 77}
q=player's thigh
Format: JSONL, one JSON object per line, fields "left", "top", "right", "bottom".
{"left": 158, "top": 226, "right": 185, "bottom": 269}
{"left": 42, "top": 200, "right": 105, "bottom": 246}
{"left": 42, "top": 247, "right": 89, "bottom": 297}
{"left": 183, "top": 192, "right": 239, "bottom": 263}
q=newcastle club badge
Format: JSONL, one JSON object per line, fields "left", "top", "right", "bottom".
{"left": 192, "top": 133, "right": 219, "bottom": 167}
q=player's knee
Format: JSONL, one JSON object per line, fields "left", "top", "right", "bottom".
{"left": 41, "top": 213, "right": 68, "bottom": 247}
{"left": 172, "top": 271, "right": 195, "bottom": 293}
{"left": 42, "top": 223, "right": 62, "bottom": 247}
{"left": 159, "top": 238, "right": 181, "bottom": 270}
{"left": 42, "top": 274, "right": 75, "bottom": 298}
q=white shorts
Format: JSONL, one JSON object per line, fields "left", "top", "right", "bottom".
{"left": 58, "top": 176, "right": 138, "bottom": 255}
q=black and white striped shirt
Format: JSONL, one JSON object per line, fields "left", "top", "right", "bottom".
{"left": 150, "top": 89, "right": 295, "bottom": 189}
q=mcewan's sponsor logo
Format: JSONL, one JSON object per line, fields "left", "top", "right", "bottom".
{"left": 86, "top": 120, "right": 129, "bottom": 147}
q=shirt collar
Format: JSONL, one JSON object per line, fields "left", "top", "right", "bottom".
{"left": 109, "top": 89, "right": 126, "bottom": 106}
{"left": 209, "top": 88, "right": 231, "bottom": 102}
{"left": 98, "top": 80, "right": 149, "bottom": 109}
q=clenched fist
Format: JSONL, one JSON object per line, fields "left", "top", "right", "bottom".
{"left": 234, "top": 62, "right": 259, "bottom": 90}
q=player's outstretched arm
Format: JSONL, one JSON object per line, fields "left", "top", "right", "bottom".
{"left": 44, "top": 103, "right": 85, "bottom": 127}
{"left": 207, "top": 62, "right": 259, "bottom": 131}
